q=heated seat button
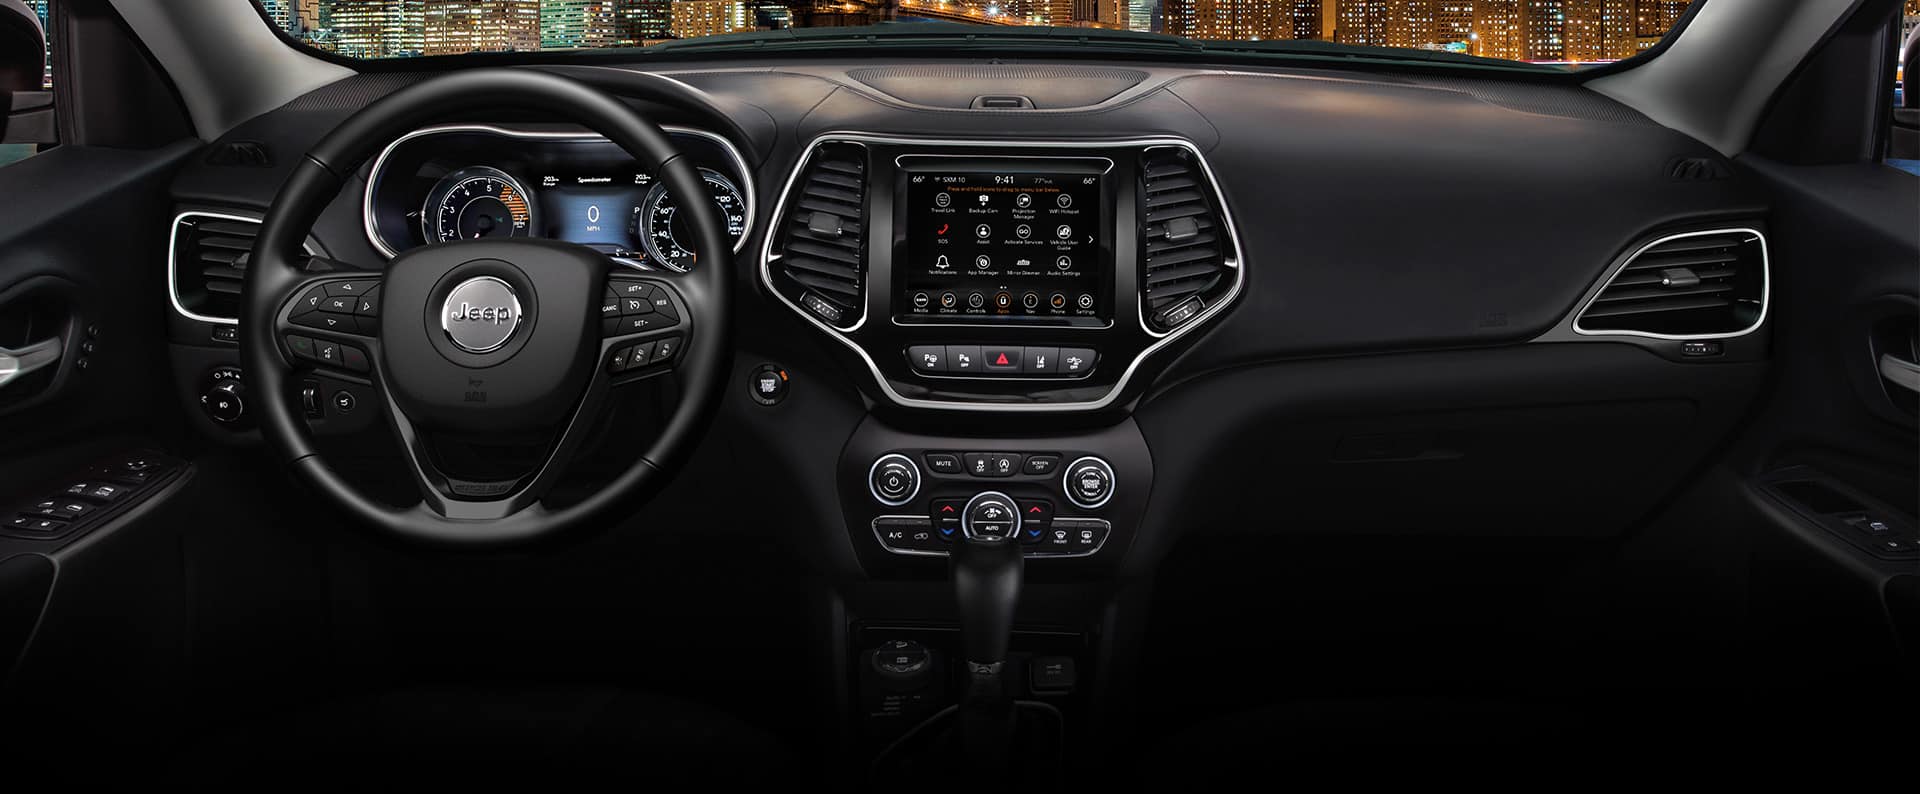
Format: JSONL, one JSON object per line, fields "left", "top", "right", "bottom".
{"left": 983, "top": 346, "right": 1023, "bottom": 373}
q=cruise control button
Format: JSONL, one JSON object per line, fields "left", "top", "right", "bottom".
{"left": 600, "top": 291, "right": 622, "bottom": 321}
{"left": 1059, "top": 347, "right": 1098, "bottom": 375}
{"left": 1023, "top": 347, "right": 1060, "bottom": 375}
{"left": 612, "top": 314, "right": 675, "bottom": 334}
{"left": 622, "top": 294, "right": 654, "bottom": 315}
{"left": 611, "top": 280, "right": 651, "bottom": 298}
{"left": 984, "top": 347, "right": 1023, "bottom": 373}
{"left": 908, "top": 346, "right": 948, "bottom": 374}
{"left": 651, "top": 292, "right": 679, "bottom": 321}
{"left": 947, "top": 345, "right": 982, "bottom": 374}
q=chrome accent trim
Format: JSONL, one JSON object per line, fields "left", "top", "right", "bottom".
{"left": 763, "top": 139, "right": 873, "bottom": 332}
{"left": 0, "top": 337, "right": 61, "bottom": 391}
{"left": 168, "top": 211, "right": 318, "bottom": 325}
{"left": 440, "top": 276, "right": 523, "bottom": 353}
{"left": 362, "top": 124, "right": 757, "bottom": 264}
{"left": 867, "top": 453, "right": 922, "bottom": 507}
{"left": 758, "top": 133, "right": 1247, "bottom": 413}
{"left": 1570, "top": 227, "right": 1769, "bottom": 341}
{"left": 960, "top": 490, "right": 1020, "bottom": 542}
{"left": 870, "top": 515, "right": 948, "bottom": 558}
{"left": 1061, "top": 456, "right": 1115, "bottom": 510}
{"left": 1880, "top": 353, "right": 1920, "bottom": 394}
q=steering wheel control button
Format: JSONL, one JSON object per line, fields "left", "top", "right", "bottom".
{"left": 983, "top": 346, "right": 1022, "bottom": 373}
{"left": 1063, "top": 457, "right": 1116, "bottom": 509}
{"left": 908, "top": 345, "right": 948, "bottom": 374}
{"left": 442, "top": 276, "right": 523, "bottom": 354}
{"left": 749, "top": 364, "right": 789, "bottom": 405}
{"left": 962, "top": 492, "right": 1020, "bottom": 541}
{"left": 924, "top": 453, "right": 962, "bottom": 475}
{"left": 340, "top": 345, "right": 370, "bottom": 373}
{"left": 353, "top": 286, "right": 381, "bottom": 316}
{"left": 1022, "top": 455, "right": 1060, "bottom": 476}
{"left": 292, "top": 286, "right": 329, "bottom": 315}
{"left": 868, "top": 454, "right": 922, "bottom": 507}
{"left": 332, "top": 390, "right": 357, "bottom": 414}
{"left": 1060, "top": 348, "right": 1099, "bottom": 376}
{"left": 324, "top": 280, "right": 377, "bottom": 296}
{"left": 292, "top": 311, "right": 359, "bottom": 333}
{"left": 321, "top": 295, "right": 355, "bottom": 313}
{"left": 314, "top": 341, "right": 342, "bottom": 367}
{"left": 200, "top": 382, "right": 247, "bottom": 425}
{"left": 963, "top": 452, "right": 1022, "bottom": 478}
{"left": 609, "top": 346, "right": 635, "bottom": 372}
{"left": 285, "top": 335, "right": 316, "bottom": 361}
{"left": 650, "top": 336, "right": 681, "bottom": 364}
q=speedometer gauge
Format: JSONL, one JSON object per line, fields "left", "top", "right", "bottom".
{"left": 423, "top": 166, "right": 536, "bottom": 243}
{"left": 632, "top": 168, "right": 746, "bottom": 271}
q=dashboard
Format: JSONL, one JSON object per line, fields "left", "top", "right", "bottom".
{"left": 362, "top": 125, "right": 754, "bottom": 272}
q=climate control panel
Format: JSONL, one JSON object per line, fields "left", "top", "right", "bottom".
{"left": 863, "top": 448, "right": 1119, "bottom": 559}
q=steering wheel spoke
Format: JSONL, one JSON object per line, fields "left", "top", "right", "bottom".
{"left": 273, "top": 272, "right": 386, "bottom": 375}
{"left": 600, "top": 273, "right": 693, "bottom": 382}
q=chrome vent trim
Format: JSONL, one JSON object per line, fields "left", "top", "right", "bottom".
{"left": 1573, "top": 227, "right": 1769, "bottom": 341}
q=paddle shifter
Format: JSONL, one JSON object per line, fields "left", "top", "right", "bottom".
{"left": 952, "top": 491, "right": 1024, "bottom": 774}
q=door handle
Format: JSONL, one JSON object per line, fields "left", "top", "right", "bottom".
{"left": 1881, "top": 353, "right": 1920, "bottom": 394}
{"left": 0, "top": 336, "right": 60, "bottom": 391}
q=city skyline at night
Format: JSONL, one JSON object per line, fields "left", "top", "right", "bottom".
{"left": 260, "top": 0, "right": 1716, "bottom": 63}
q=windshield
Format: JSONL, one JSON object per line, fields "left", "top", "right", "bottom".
{"left": 255, "top": 1, "right": 1701, "bottom": 69}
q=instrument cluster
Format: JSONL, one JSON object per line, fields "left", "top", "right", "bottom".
{"left": 365, "top": 125, "right": 752, "bottom": 272}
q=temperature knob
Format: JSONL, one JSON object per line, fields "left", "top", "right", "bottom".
{"left": 961, "top": 491, "right": 1021, "bottom": 541}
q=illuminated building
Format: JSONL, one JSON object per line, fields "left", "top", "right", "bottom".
{"left": 1127, "top": 0, "right": 1154, "bottom": 33}
{"left": 542, "top": 0, "right": 660, "bottom": 48}
{"left": 1288, "top": 0, "right": 1322, "bottom": 40}
{"left": 1472, "top": 0, "right": 1522, "bottom": 60}
{"left": 260, "top": 0, "right": 295, "bottom": 30}
{"left": 322, "top": 0, "right": 426, "bottom": 57}
{"left": 1563, "top": 0, "right": 1633, "bottom": 61}
{"left": 620, "top": 0, "right": 673, "bottom": 40}
{"left": 1524, "top": 0, "right": 1564, "bottom": 61}
{"left": 669, "top": 0, "right": 754, "bottom": 38}
{"left": 1165, "top": 0, "right": 1280, "bottom": 41}
{"left": 423, "top": 0, "right": 541, "bottom": 54}
{"left": 1383, "top": 0, "right": 1431, "bottom": 50}
{"left": 1071, "top": 0, "right": 1129, "bottom": 28}
{"left": 1432, "top": 1, "right": 1470, "bottom": 51}
{"left": 1334, "top": 0, "right": 1384, "bottom": 46}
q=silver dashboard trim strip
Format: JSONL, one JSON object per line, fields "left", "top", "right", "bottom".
{"left": 167, "top": 211, "right": 317, "bottom": 326}
{"left": 758, "top": 132, "right": 1246, "bottom": 413}
{"left": 361, "top": 123, "right": 757, "bottom": 264}
{"left": 1569, "top": 227, "right": 1769, "bottom": 341}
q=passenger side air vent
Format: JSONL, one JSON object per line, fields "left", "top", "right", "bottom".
{"left": 170, "top": 213, "right": 263, "bottom": 323}
{"left": 770, "top": 143, "right": 867, "bottom": 329}
{"left": 1576, "top": 229, "right": 1767, "bottom": 338}
{"left": 1139, "top": 147, "right": 1235, "bottom": 332}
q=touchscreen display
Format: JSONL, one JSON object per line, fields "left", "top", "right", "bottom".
{"left": 900, "top": 171, "right": 1105, "bottom": 323}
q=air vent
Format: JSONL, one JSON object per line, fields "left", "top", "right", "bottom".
{"left": 1668, "top": 157, "right": 1731, "bottom": 181}
{"left": 770, "top": 143, "right": 867, "bottom": 329}
{"left": 1139, "top": 147, "right": 1234, "bottom": 332}
{"left": 170, "top": 213, "right": 263, "bottom": 323}
{"left": 1576, "top": 229, "right": 1767, "bottom": 338}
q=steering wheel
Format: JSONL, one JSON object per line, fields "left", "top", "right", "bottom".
{"left": 242, "top": 69, "right": 733, "bottom": 547}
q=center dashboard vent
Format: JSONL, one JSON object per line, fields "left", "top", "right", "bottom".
{"left": 1575, "top": 229, "right": 1767, "bottom": 338}
{"left": 1139, "top": 147, "right": 1235, "bottom": 332}
{"left": 769, "top": 142, "right": 867, "bottom": 330}
{"left": 170, "top": 213, "right": 263, "bottom": 323}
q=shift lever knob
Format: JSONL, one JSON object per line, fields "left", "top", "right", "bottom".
{"left": 954, "top": 491, "right": 1024, "bottom": 667}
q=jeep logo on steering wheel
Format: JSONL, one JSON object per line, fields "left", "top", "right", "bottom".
{"left": 441, "top": 276, "right": 523, "bottom": 353}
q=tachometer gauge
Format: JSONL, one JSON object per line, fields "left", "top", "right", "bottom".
{"left": 423, "top": 166, "right": 536, "bottom": 243}
{"left": 632, "top": 168, "right": 746, "bottom": 271}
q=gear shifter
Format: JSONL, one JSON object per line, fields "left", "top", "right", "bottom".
{"left": 952, "top": 491, "right": 1024, "bottom": 776}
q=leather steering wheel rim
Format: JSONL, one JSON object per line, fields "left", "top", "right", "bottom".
{"left": 242, "top": 69, "right": 734, "bottom": 548}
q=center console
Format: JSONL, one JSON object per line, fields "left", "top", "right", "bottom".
{"left": 762, "top": 134, "right": 1243, "bottom": 411}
